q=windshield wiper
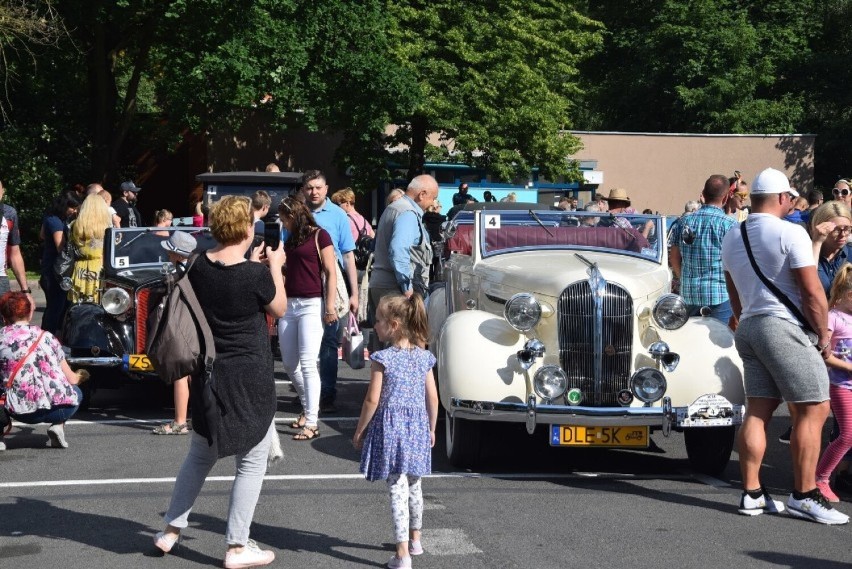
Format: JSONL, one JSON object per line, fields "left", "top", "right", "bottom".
{"left": 117, "top": 228, "right": 153, "bottom": 249}
{"left": 528, "top": 210, "right": 554, "bottom": 237}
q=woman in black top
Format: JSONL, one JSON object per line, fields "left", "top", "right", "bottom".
{"left": 155, "top": 196, "right": 286, "bottom": 568}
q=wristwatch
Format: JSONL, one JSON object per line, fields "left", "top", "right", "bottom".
{"left": 21, "top": 288, "right": 32, "bottom": 293}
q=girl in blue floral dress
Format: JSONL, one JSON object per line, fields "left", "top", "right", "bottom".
{"left": 353, "top": 294, "right": 438, "bottom": 569}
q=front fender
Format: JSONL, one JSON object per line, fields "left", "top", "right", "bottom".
{"left": 437, "top": 310, "right": 527, "bottom": 411}
{"left": 61, "top": 303, "right": 133, "bottom": 357}
{"left": 427, "top": 283, "right": 447, "bottom": 360}
{"left": 658, "top": 317, "right": 745, "bottom": 406}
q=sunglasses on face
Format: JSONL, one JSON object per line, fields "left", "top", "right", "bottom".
{"left": 833, "top": 188, "right": 851, "bottom": 197}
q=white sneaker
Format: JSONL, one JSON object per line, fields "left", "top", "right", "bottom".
{"left": 0, "top": 440, "right": 6, "bottom": 451}
{"left": 387, "top": 555, "right": 412, "bottom": 569}
{"left": 409, "top": 539, "right": 423, "bottom": 556}
{"left": 738, "top": 489, "right": 785, "bottom": 516}
{"left": 46, "top": 424, "right": 68, "bottom": 449}
{"left": 223, "top": 539, "right": 274, "bottom": 569}
{"left": 787, "top": 492, "right": 850, "bottom": 525}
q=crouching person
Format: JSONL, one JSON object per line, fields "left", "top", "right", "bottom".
{"left": 0, "top": 291, "right": 87, "bottom": 450}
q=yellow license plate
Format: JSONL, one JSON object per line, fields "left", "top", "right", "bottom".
{"left": 128, "top": 354, "right": 154, "bottom": 372}
{"left": 550, "top": 425, "right": 649, "bottom": 447}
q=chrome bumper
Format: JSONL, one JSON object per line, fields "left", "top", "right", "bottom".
{"left": 66, "top": 356, "right": 123, "bottom": 367}
{"left": 451, "top": 396, "right": 683, "bottom": 436}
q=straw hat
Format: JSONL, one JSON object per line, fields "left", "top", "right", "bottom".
{"left": 605, "top": 188, "right": 631, "bottom": 204}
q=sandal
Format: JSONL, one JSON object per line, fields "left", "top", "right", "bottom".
{"left": 292, "top": 426, "right": 320, "bottom": 441}
{"left": 290, "top": 413, "right": 306, "bottom": 429}
{"left": 152, "top": 421, "right": 190, "bottom": 435}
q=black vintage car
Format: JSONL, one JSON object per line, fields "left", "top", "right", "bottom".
{"left": 60, "top": 227, "right": 217, "bottom": 395}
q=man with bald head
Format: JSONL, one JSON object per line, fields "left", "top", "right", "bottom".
{"left": 370, "top": 174, "right": 439, "bottom": 319}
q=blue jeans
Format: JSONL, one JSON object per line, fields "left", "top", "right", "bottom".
{"left": 40, "top": 272, "right": 69, "bottom": 334}
{"left": 688, "top": 300, "right": 732, "bottom": 324}
{"left": 319, "top": 317, "right": 341, "bottom": 403}
{"left": 12, "top": 385, "right": 82, "bottom": 424}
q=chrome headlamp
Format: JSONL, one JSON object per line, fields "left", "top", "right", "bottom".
{"left": 630, "top": 367, "right": 668, "bottom": 403}
{"left": 504, "top": 293, "right": 542, "bottom": 332}
{"left": 101, "top": 287, "right": 132, "bottom": 315}
{"left": 533, "top": 365, "right": 567, "bottom": 401}
{"left": 652, "top": 293, "right": 689, "bottom": 330}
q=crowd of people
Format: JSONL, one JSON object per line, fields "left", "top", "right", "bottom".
{"left": 4, "top": 166, "right": 852, "bottom": 567}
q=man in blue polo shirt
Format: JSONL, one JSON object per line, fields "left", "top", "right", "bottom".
{"left": 301, "top": 170, "right": 358, "bottom": 413}
{"left": 670, "top": 174, "right": 736, "bottom": 323}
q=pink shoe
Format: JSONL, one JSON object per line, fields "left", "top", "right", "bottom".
{"left": 387, "top": 554, "right": 412, "bottom": 568}
{"left": 817, "top": 480, "right": 840, "bottom": 503}
{"left": 409, "top": 539, "right": 423, "bottom": 556}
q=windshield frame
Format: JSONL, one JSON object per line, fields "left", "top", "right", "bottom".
{"left": 105, "top": 227, "right": 215, "bottom": 274}
{"left": 469, "top": 209, "right": 663, "bottom": 263}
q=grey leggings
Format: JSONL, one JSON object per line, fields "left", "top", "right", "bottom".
{"left": 163, "top": 423, "right": 274, "bottom": 545}
{"left": 387, "top": 473, "right": 423, "bottom": 543}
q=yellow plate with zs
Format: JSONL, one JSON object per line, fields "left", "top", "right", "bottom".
{"left": 550, "top": 425, "right": 649, "bottom": 447}
{"left": 125, "top": 354, "right": 155, "bottom": 372}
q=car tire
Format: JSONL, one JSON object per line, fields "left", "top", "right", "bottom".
{"left": 684, "top": 426, "right": 736, "bottom": 476}
{"left": 445, "top": 414, "right": 481, "bottom": 468}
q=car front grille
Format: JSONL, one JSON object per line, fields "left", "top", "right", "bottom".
{"left": 135, "top": 287, "right": 152, "bottom": 353}
{"left": 558, "top": 280, "right": 634, "bottom": 406}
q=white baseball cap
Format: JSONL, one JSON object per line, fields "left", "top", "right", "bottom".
{"left": 751, "top": 168, "right": 795, "bottom": 196}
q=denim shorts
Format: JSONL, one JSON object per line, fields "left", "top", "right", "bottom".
{"left": 735, "top": 315, "right": 829, "bottom": 403}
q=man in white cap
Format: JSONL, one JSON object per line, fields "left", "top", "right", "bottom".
{"left": 114, "top": 181, "right": 142, "bottom": 227}
{"left": 721, "top": 167, "right": 847, "bottom": 524}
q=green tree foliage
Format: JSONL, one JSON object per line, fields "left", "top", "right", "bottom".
{"left": 578, "top": 0, "right": 816, "bottom": 134}
{"left": 387, "top": 0, "right": 603, "bottom": 182}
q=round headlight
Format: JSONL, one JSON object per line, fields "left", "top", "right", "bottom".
{"left": 101, "top": 287, "right": 132, "bottom": 315}
{"left": 504, "top": 293, "right": 542, "bottom": 332}
{"left": 652, "top": 293, "right": 689, "bottom": 330}
{"left": 533, "top": 365, "right": 568, "bottom": 401}
{"left": 630, "top": 367, "right": 668, "bottom": 403}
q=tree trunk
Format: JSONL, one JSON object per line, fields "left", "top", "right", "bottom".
{"left": 406, "top": 113, "right": 428, "bottom": 182}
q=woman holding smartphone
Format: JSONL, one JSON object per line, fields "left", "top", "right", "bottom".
{"left": 276, "top": 196, "right": 337, "bottom": 440}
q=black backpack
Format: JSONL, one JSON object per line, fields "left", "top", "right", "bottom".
{"left": 349, "top": 215, "right": 374, "bottom": 270}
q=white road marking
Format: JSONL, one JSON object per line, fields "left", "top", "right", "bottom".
{"left": 0, "top": 471, "right": 694, "bottom": 490}
{"left": 24, "top": 416, "right": 361, "bottom": 427}
{"left": 426, "top": 528, "right": 482, "bottom": 555}
{"left": 682, "top": 470, "right": 731, "bottom": 488}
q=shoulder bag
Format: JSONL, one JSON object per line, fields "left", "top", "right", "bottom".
{"left": 740, "top": 220, "right": 816, "bottom": 337}
{"left": 0, "top": 330, "right": 46, "bottom": 434}
{"left": 314, "top": 229, "right": 349, "bottom": 319}
{"left": 54, "top": 239, "right": 80, "bottom": 280}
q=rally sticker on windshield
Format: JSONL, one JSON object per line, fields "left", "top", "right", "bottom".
{"left": 114, "top": 256, "right": 130, "bottom": 268}
{"left": 484, "top": 214, "right": 501, "bottom": 229}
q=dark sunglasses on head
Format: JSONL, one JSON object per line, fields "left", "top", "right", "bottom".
{"left": 833, "top": 188, "right": 851, "bottom": 197}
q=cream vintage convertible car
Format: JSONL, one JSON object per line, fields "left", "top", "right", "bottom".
{"left": 427, "top": 205, "right": 745, "bottom": 474}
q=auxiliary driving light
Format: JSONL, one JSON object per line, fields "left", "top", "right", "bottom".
{"left": 630, "top": 367, "right": 668, "bottom": 403}
{"left": 101, "top": 287, "right": 132, "bottom": 315}
{"left": 533, "top": 365, "right": 568, "bottom": 402}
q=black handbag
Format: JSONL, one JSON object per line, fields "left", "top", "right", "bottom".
{"left": 54, "top": 240, "right": 80, "bottom": 280}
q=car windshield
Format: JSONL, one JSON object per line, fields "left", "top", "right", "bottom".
{"left": 458, "top": 210, "right": 663, "bottom": 262}
{"left": 106, "top": 227, "right": 217, "bottom": 272}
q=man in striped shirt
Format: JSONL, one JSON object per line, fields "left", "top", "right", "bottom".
{"left": 669, "top": 174, "right": 736, "bottom": 323}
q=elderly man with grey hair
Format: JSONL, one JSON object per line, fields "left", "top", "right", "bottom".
{"left": 581, "top": 202, "right": 601, "bottom": 226}
{"left": 370, "top": 174, "right": 439, "bottom": 316}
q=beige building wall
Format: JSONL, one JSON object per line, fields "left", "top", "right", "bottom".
{"left": 572, "top": 132, "right": 815, "bottom": 215}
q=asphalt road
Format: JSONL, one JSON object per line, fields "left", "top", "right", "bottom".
{"left": 1, "top": 294, "right": 850, "bottom": 569}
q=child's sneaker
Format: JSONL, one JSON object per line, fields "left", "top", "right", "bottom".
{"left": 409, "top": 539, "right": 423, "bottom": 556}
{"left": 738, "top": 488, "right": 785, "bottom": 516}
{"left": 816, "top": 479, "right": 840, "bottom": 503}
{"left": 787, "top": 490, "right": 849, "bottom": 525}
{"left": 223, "top": 539, "right": 275, "bottom": 569}
{"left": 387, "top": 554, "right": 412, "bottom": 569}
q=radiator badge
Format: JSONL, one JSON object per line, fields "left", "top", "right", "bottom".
{"left": 604, "top": 344, "right": 616, "bottom": 356}
{"left": 566, "top": 388, "right": 583, "bottom": 406}
{"left": 617, "top": 389, "right": 634, "bottom": 406}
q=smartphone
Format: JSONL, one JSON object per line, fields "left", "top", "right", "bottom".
{"left": 263, "top": 221, "right": 281, "bottom": 249}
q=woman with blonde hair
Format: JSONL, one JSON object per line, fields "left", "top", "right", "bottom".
{"left": 153, "top": 209, "right": 174, "bottom": 236}
{"left": 68, "top": 194, "right": 112, "bottom": 303}
{"left": 811, "top": 201, "right": 852, "bottom": 296}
